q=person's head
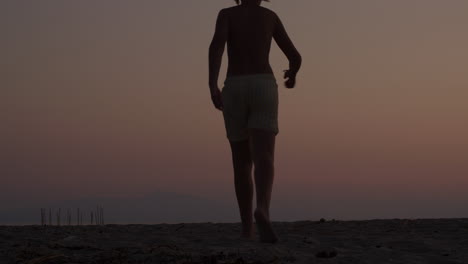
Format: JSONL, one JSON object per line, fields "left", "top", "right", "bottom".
{"left": 234, "top": 0, "right": 270, "bottom": 5}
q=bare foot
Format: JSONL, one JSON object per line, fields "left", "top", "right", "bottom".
{"left": 254, "top": 209, "right": 278, "bottom": 243}
{"left": 240, "top": 222, "right": 255, "bottom": 240}
{"left": 240, "top": 232, "right": 255, "bottom": 241}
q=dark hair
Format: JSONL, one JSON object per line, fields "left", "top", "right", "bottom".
{"left": 235, "top": 0, "right": 270, "bottom": 5}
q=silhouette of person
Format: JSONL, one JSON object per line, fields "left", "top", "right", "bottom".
{"left": 209, "top": 0, "right": 301, "bottom": 243}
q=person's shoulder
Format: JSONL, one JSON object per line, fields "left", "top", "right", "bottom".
{"left": 217, "top": 6, "right": 238, "bottom": 19}
{"left": 220, "top": 6, "right": 238, "bottom": 14}
{"left": 258, "top": 6, "right": 278, "bottom": 18}
{"left": 258, "top": 6, "right": 280, "bottom": 24}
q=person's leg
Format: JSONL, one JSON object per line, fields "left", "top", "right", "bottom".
{"left": 229, "top": 139, "right": 254, "bottom": 238}
{"left": 249, "top": 128, "right": 278, "bottom": 243}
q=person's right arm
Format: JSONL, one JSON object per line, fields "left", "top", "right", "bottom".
{"left": 273, "top": 14, "right": 302, "bottom": 88}
{"left": 208, "top": 9, "right": 228, "bottom": 111}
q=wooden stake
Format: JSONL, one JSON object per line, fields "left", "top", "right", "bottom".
{"left": 96, "top": 205, "right": 99, "bottom": 225}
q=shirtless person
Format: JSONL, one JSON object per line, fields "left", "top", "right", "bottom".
{"left": 208, "top": 0, "right": 301, "bottom": 243}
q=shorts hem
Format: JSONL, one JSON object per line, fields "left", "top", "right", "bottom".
{"left": 248, "top": 126, "right": 279, "bottom": 136}
{"left": 226, "top": 136, "right": 249, "bottom": 142}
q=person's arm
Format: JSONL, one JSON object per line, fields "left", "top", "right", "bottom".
{"left": 273, "top": 14, "right": 302, "bottom": 88}
{"left": 208, "top": 9, "right": 228, "bottom": 110}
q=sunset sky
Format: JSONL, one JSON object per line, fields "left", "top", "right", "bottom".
{"left": 2, "top": 0, "right": 467, "bottom": 224}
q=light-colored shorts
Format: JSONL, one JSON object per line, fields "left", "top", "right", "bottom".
{"left": 221, "top": 74, "right": 279, "bottom": 142}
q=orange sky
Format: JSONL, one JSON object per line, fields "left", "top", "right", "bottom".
{"left": 1, "top": 0, "right": 467, "bottom": 223}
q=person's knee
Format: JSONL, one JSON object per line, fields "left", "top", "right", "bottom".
{"left": 253, "top": 154, "right": 274, "bottom": 169}
{"left": 233, "top": 152, "right": 253, "bottom": 167}
{"left": 234, "top": 160, "right": 253, "bottom": 173}
{"left": 233, "top": 154, "right": 253, "bottom": 175}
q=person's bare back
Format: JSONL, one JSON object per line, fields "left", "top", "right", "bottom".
{"left": 224, "top": 5, "right": 277, "bottom": 76}
{"left": 209, "top": 1, "right": 302, "bottom": 110}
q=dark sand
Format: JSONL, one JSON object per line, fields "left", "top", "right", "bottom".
{"left": 1, "top": 218, "right": 467, "bottom": 264}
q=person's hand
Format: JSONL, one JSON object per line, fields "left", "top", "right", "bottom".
{"left": 283, "top": 70, "right": 297, "bottom": 89}
{"left": 210, "top": 86, "right": 224, "bottom": 111}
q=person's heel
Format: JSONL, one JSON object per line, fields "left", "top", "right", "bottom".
{"left": 254, "top": 209, "right": 278, "bottom": 243}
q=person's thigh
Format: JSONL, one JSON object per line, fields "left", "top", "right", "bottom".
{"left": 247, "top": 77, "right": 279, "bottom": 136}
{"left": 249, "top": 128, "right": 276, "bottom": 163}
{"left": 229, "top": 139, "right": 252, "bottom": 169}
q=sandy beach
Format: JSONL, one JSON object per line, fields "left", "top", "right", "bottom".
{"left": 1, "top": 218, "right": 467, "bottom": 264}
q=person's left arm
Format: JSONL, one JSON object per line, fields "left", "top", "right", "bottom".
{"left": 208, "top": 9, "right": 228, "bottom": 111}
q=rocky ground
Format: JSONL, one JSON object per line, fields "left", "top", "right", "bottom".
{"left": 1, "top": 218, "right": 467, "bottom": 264}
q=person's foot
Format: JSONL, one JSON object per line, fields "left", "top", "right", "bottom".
{"left": 254, "top": 208, "right": 278, "bottom": 243}
{"left": 239, "top": 221, "right": 255, "bottom": 240}
{"left": 240, "top": 231, "right": 255, "bottom": 241}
